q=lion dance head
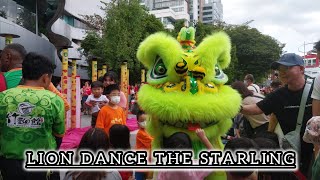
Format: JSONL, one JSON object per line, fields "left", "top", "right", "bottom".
{"left": 137, "top": 27, "right": 241, "bottom": 175}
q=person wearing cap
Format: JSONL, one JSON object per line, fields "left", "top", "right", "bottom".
{"left": 241, "top": 53, "right": 313, "bottom": 177}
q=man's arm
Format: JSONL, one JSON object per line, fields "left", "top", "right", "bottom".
{"left": 312, "top": 74, "right": 320, "bottom": 116}
{"left": 52, "top": 98, "right": 66, "bottom": 149}
{"left": 268, "top": 113, "right": 278, "bottom": 132}
{"left": 48, "top": 82, "right": 70, "bottom": 111}
{"left": 241, "top": 104, "right": 263, "bottom": 115}
{"left": 312, "top": 99, "right": 320, "bottom": 116}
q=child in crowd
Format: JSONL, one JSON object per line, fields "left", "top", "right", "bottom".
{"left": 136, "top": 110, "right": 153, "bottom": 150}
{"left": 135, "top": 110, "right": 153, "bottom": 180}
{"left": 303, "top": 116, "right": 320, "bottom": 180}
{"left": 158, "top": 129, "right": 213, "bottom": 180}
{"left": 109, "top": 124, "right": 134, "bottom": 180}
{"left": 224, "top": 138, "right": 258, "bottom": 180}
{"left": 95, "top": 84, "right": 126, "bottom": 134}
{"left": 81, "top": 81, "right": 91, "bottom": 115}
{"left": 64, "top": 128, "right": 121, "bottom": 180}
{"left": 102, "top": 71, "right": 127, "bottom": 111}
{"left": 85, "top": 81, "right": 108, "bottom": 127}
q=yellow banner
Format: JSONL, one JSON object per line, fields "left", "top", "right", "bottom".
{"left": 61, "top": 49, "right": 69, "bottom": 96}
{"left": 92, "top": 60, "right": 98, "bottom": 81}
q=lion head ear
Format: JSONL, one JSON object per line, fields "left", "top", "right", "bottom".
{"left": 194, "top": 31, "right": 231, "bottom": 70}
{"left": 137, "top": 32, "right": 184, "bottom": 84}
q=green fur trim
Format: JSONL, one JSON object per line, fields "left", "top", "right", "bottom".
{"left": 138, "top": 84, "right": 241, "bottom": 124}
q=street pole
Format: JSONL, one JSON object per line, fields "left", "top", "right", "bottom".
{"left": 35, "top": 0, "right": 38, "bottom": 35}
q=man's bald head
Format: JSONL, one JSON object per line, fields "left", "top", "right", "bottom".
{"left": 0, "top": 43, "right": 27, "bottom": 72}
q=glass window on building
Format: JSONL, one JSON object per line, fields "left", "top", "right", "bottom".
{"left": 0, "top": 0, "right": 37, "bottom": 33}
{"left": 312, "top": 59, "right": 316, "bottom": 65}
{"left": 172, "top": 7, "right": 184, "bottom": 12}
{"left": 74, "top": 18, "right": 90, "bottom": 30}
{"left": 203, "top": 17, "right": 212, "bottom": 21}
{"left": 63, "top": 15, "right": 74, "bottom": 26}
{"left": 203, "top": 11, "right": 212, "bottom": 15}
{"left": 203, "top": 6, "right": 212, "bottom": 10}
{"left": 163, "top": 17, "right": 174, "bottom": 26}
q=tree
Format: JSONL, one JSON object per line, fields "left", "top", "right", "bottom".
{"left": 81, "top": 0, "right": 164, "bottom": 83}
{"left": 225, "top": 25, "right": 283, "bottom": 82}
{"left": 0, "top": 10, "right": 6, "bottom": 18}
{"left": 80, "top": 31, "right": 105, "bottom": 78}
{"left": 170, "top": 20, "right": 185, "bottom": 38}
{"left": 16, "top": 9, "right": 37, "bottom": 33}
{"left": 80, "top": 14, "right": 105, "bottom": 31}
{"left": 224, "top": 45, "right": 239, "bottom": 83}
{"left": 80, "top": 31, "right": 103, "bottom": 57}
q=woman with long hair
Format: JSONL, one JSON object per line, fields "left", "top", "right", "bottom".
{"left": 231, "top": 81, "right": 269, "bottom": 138}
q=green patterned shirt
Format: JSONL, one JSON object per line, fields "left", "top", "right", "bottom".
{"left": 0, "top": 86, "right": 65, "bottom": 159}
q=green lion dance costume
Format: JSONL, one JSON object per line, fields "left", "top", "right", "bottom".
{"left": 137, "top": 27, "right": 242, "bottom": 179}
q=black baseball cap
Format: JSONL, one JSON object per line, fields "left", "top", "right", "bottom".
{"left": 271, "top": 53, "right": 304, "bottom": 69}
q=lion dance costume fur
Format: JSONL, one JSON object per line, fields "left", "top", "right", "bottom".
{"left": 137, "top": 27, "right": 242, "bottom": 179}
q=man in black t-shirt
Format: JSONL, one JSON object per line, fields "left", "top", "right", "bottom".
{"left": 241, "top": 53, "right": 313, "bottom": 177}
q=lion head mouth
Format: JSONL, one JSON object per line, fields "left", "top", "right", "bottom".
{"left": 159, "top": 119, "right": 219, "bottom": 130}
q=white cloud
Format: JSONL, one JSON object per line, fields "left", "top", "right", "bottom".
{"left": 221, "top": 0, "right": 320, "bottom": 55}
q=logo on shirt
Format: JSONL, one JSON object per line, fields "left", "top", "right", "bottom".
{"left": 18, "top": 102, "right": 35, "bottom": 115}
{"left": 111, "top": 118, "right": 123, "bottom": 124}
{"left": 6, "top": 102, "right": 44, "bottom": 128}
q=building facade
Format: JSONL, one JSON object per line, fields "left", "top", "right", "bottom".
{"left": 0, "top": 0, "right": 107, "bottom": 80}
{"left": 303, "top": 53, "right": 320, "bottom": 78}
{"left": 143, "top": 0, "right": 223, "bottom": 29}
{"left": 201, "top": 0, "right": 223, "bottom": 24}
{"left": 148, "top": 0, "right": 190, "bottom": 29}
{"left": 184, "top": 0, "right": 224, "bottom": 25}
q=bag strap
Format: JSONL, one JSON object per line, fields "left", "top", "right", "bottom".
{"left": 295, "top": 78, "right": 313, "bottom": 132}
{"left": 251, "top": 95, "right": 264, "bottom": 99}
{"left": 249, "top": 85, "right": 258, "bottom": 93}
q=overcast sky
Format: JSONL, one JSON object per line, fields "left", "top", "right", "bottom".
{"left": 221, "top": 0, "right": 320, "bottom": 55}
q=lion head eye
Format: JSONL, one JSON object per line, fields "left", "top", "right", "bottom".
{"left": 215, "top": 64, "right": 221, "bottom": 76}
{"left": 150, "top": 55, "right": 167, "bottom": 79}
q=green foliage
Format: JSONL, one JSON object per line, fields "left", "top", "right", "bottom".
{"left": 170, "top": 20, "right": 185, "bottom": 38}
{"left": 81, "top": 0, "right": 164, "bottom": 83}
{"left": 0, "top": 10, "right": 7, "bottom": 18}
{"left": 224, "top": 45, "right": 239, "bottom": 83}
{"left": 225, "top": 25, "right": 282, "bottom": 82}
{"left": 81, "top": 32, "right": 103, "bottom": 57}
{"left": 16, "top": 9, "right": 36, "bottom": 33}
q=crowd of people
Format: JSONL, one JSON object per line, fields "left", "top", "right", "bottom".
{"left": 0, "top": 41, "right": 320, "bottom": 180}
